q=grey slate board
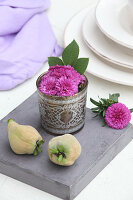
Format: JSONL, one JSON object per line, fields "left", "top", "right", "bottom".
{"left": 0, "top": 92, "right": 133, "bottom": 200}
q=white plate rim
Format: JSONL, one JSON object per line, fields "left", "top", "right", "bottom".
{"left": 63, "top": 6, "right": 133, "bottom": 87}
{"left": 82, "top": 7, "right": 133, "bottom": 70}
{"left": 95, "top": 0, "right": 133, "bottom": 49}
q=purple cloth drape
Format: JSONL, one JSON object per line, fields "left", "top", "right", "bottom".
{"left": 0, "top": 0, "right": 63, "bottom": 90}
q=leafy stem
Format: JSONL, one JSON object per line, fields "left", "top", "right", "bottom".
{"left": 50, "top": 145, "right": 66, "bottom": 163}
{"left": 90, "top": 93, "right": 120, "bottom": 126}
{"left": 33, "top": 140, "right": 45, "bottom": 156}
{"left": 90, "top": 93, "right": 133, "bottom": 126}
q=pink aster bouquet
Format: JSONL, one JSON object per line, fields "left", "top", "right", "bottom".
{"left": 90, "top": 93, "right": 133, "bottom": 130}
{"left": 39, "top": 40, "right": 89, "bottom": 97}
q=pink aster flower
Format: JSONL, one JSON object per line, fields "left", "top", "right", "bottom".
{"left": 65, "top": 66, "right": 85, "bottom": 84}
{"left": 39, "top": 76, "right": 57, "bottom": 96}
{"left": 39, "top": 65, "right": 85, "bottom": 97}
{"left": 105, "top": 103, "right": 131, "bottom": 129}
{"left": 56, "top": 76, "right": 78, "bottom": 96}
{"left": 49, "top": 65, "right": 85, "bottom": 84}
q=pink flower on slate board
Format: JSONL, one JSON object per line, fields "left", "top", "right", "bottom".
{"left": 105, "top": 103, "right": 131, "bottom": 129}
{"left": 39, "top": 65, "right": 85, "bottom": 96}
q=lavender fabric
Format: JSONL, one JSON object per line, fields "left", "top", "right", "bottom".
{"left": 0, "top": 0, "right": 63, "bottom": 90}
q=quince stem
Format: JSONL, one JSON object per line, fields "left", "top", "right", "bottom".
{"left": 33, "top": 140, "right": 45, "bottom": 156}
{"left": 7, "top": 119, "right": 14, "bottom": 123}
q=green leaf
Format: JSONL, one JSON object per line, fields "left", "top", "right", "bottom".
{"left": 109, "top": 93, "right": 120, "bottom": 103}
{"left": 102, "top": 110, "right": 106, "bottom": 117}
{"left": 58, "top": 145, "right": 64, "bottom": 152}
{"left": 62, "top": 40, "right": 79, "bottom": 66}
{"left": 58, "top": 155, "right": 63, "bottom": 163}
{"left": 91, "top": 107, "right": 99, "bottom": 111}
{"left": 37, "top": 140, "right": 45, "bottom": 146}
{"left": 33, "top": 149, "right": 38, "bottom": 156}
{"left": 50, "top": 149, "right": 59, "bottom": 154}
{"left": 38, "top": 147, "right": 43, "bottom": 153}
{"left": 91, "top": 110, "right": 99, "bottom": 113}
{"left": 109, "top": 94, "right": 112, "bottom": 99}
{"left": 90, "top": 98, "right": 100, "bottom": 106}
{"left": 100, "top": 98, "right": 108, "bottom": 105}
{"left": 102, "top": 119, "right": 106, "bottom": 127}
{"left": 93, "top": 114, "right": 98, "bottom": 118}
{"left": 73, "top": 58, "right": 89, "bottom": 74}
{"left": 48, "top": 57, "right": 64, "bottom": 67}
{"left": 130, "top": 108, "right": 133, "bottom": 113}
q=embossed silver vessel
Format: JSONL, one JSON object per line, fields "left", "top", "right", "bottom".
{"left": 36, "top": 72, "right": 88, "bottom": 135}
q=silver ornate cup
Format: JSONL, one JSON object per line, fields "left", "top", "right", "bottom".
{"left": 36, "top": 72, "right": 88, "bottom": 135}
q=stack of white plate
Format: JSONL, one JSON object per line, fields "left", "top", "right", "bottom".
{"left": 64, "top": 0, "right": 133, "bottom": 86}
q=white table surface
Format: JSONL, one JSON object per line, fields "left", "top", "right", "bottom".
{"left": 0, "top": 0, "right": 133, "bottom": 199}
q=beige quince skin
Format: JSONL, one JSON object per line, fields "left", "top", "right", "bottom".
{"left": 8, "top": 119, "right": 43, "bottom": 155}
{"left": 48, "top": 134, "right": 81, "bottom": 166}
